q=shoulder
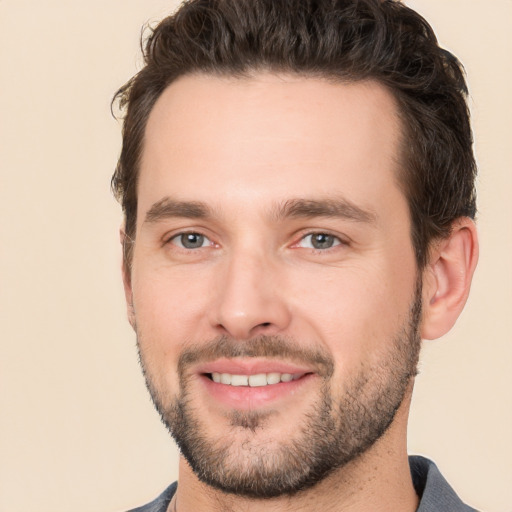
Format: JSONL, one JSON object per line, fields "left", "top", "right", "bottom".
{"left": 409, "top": 456, "right": 479, "bottom": 512}
{"left": 125, "top": 482, "right": 177, "bottom": 512}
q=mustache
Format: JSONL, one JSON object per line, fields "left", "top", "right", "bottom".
{"left": 177, "top": 335, "right": 334, "bottom": 378}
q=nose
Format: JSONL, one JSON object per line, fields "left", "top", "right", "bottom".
{"left": 210, "top": 249, "right": 292, "bottom": 340}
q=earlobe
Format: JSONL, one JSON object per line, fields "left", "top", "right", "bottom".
{"left": 421, "top": 218, "right": 479, "bottom": 340}
{"left": 120, "top": 227, "right": 136, "bottom": 330}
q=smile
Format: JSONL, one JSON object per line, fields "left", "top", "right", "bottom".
{"left": 209, "top": 372, "right": 305, "bottom": 387}
{"left": 197, "top": 363, "right": 317, "bottom": 409}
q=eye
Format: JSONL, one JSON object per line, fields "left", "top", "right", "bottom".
{"left": 170, "top": 232, "right": 212, "bottom": 249}
{"left": 298, "top": 233, "right": 342, "bottom": 250}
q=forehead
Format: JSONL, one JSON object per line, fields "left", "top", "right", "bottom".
{"left": 139, "top": 73, "right": 404, "bottom": 220}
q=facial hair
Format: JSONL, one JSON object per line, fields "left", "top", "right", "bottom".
{"left": 136, "top": 286, "right": 422, "bottom": 499}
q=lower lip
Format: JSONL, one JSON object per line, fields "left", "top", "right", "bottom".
{"left": 199, "top": 373, "right": 315, "bottom": 410}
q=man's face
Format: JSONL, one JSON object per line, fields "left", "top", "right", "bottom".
{"left": 127, "top": 74, "right": 422, "bottom": 497}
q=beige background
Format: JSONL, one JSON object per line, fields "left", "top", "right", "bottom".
{"left": 0, "top": 1, "right": 510, "bottom": 511}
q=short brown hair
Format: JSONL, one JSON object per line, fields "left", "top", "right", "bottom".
{"left": 112, "top": 0, "right": 476, "bottom": 269}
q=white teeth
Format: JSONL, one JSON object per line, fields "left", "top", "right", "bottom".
{"left": 210, "top": 372, "right": 304, "bottom": 386}
{"left": 266, "top": 372, "right": 281, "bottom": 385}
{"left": 248, "top": 373, "right": 267, "bottom": 387}
{"left": 231, "top": 374, "right": 249, "bottom": 386}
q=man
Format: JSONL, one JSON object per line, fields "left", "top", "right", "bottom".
{"left": 112, "top": 0, "right": 479, "bottom": 510}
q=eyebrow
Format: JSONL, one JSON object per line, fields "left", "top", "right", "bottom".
{"left": 143, "top": 196, "right": 376, "bottom": 225}
{"left": 144, "top": 198, "right": 214, "bottom": 223}
{"left": 271, "top": 198, "right": 377, "bottom": 223}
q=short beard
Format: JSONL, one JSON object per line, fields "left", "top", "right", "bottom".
{"left": 137, "top": 285, "right": 422, "bottom": 498}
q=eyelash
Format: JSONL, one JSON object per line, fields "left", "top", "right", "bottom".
{"left": 166, "top": 231, "right": 214, "bottom": 250}
{"left": 165, "top": 230, "right": 347, "bottom": 253}
{"left": 294, "top": 232, "right": 345, "bottom": 251}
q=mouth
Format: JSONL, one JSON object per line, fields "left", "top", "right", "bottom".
{"left": 195, "top": 360, "right": 317, "bottom": 410}
{"left": 206, "top": 371, "right": 308, "bottom": 387}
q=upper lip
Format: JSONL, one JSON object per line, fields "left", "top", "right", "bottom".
{"left": 196, "top": 358, "right": 315, "bottom": 376}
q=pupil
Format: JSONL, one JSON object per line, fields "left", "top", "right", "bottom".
{"left": 182, "top": 233, "right": 204, "bottom": 248}
{"left": 312, "top": 233, "right": 333, "bottom": 249}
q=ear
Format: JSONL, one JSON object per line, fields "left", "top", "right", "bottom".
{"left": 421, "top": 218, "right": 479, "bottom": 340}
{"left": 120, "top": 227, "right": 136, "bottom": 330}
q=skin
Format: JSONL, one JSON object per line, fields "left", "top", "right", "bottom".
{"left": 123, "top": 73, "right": 478, "bottom": 512}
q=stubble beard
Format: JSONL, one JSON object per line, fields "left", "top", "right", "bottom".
{"left": 136, "top": 288, "right": 422, "bottom": 499}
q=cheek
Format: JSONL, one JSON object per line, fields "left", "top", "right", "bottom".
{"left": 130, "top": 264, "right": 215, "bottom": 388}
{"left": 288, "top": 259, "right": 416, "bottom": 369}
{"left": 132, "top": 258, "right": 213, "bottom": 328}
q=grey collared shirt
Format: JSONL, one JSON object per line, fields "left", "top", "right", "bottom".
{"left": 410, "top": 456, "right": 478, "bottom": 512}
{"left": 127, "top": 456, "right": 478, "bottom": 512}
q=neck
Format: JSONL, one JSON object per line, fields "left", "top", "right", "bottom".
{"left": 171, "top": 394, "right": 418, "bottom": 512}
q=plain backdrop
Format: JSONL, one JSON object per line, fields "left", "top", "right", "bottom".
{"left": 0, "top": 1, "right": 510, "bottom": 511}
